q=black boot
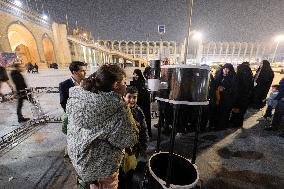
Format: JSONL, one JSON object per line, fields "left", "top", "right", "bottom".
{"left": 18, "top": 117, "right": 30, "bottom": 123}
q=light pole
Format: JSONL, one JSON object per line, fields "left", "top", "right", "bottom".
{"left": 272, "top": 35, "right": 284, "bottom": 63}
{"left": 183, "top": 0, "right": 194, "bottom": 64}
{"left": 192, "top": 32, "right": 203, "bottom": 64}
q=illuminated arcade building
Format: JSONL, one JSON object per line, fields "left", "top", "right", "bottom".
{"left": 96, "top": 40, "right": 180, "bottom": 64}
{"left": 1, "top": 0, "right": 283, "bottom": 69}
{"left": 0, "top": 0, "right": 146, "bottom": 69}
{"left": 0, "top": 0, "right": 71, "bottom": 67}
{"left": 201, "top": 41, "right": 284, "bottom": 64}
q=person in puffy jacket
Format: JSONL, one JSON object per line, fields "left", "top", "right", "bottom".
{"left": 66, "top": 65, "right": 139, "bottom": 189}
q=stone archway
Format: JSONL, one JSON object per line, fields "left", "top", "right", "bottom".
{"left": 15, "top": 44, "right": 32, "bottom": 64}
{"left": 42, "top": 36, "right": 55, "bottom": 64}
{"left": 7, "top": 22, "right": 39, "bottom": 65}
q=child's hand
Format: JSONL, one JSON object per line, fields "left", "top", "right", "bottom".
{"left": 135, "top": 121, "right": 141, "bottom": 129}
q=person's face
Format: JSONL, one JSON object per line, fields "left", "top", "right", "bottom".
{"left": 18, "top": 65, "right": 25, "bottom": 72}
{"left": 73, "top": 66, "right": 87, "bottom": 81}
{"left": 112, "top": 76, "right": 127, "bottom": 96}
{"left": 272, "top": 87, "right": 277, "bottom": 92}
{"left": 124, "top": 92, "right": 138, "bottom": 108}
{"left": 223, "top": 68, "right": 230, "bottom": 76}
{"left": 133, "top": 73, "right": 139, "bottom": 80}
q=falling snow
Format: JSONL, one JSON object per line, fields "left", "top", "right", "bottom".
{"left": 24, "top": 0, "right": 284, "bottom": 43}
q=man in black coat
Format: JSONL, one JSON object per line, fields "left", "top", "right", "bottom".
{"left": 59, "top": 61, "right": 86, "bottom": 112}
{"left": 10, "top": 63, "right": 30, "bottom": 122}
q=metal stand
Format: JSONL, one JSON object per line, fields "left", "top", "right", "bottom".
{"left": 165, "top": 104, "right": 179, "bottom": 187}
{"left": 156, "top": 100, "right": 165, "bottom": 151}
{"left": 155, "top": 103, "right": 203, "bottom": 188}
{"left": 192, "top": 106, "right": 202, "bottom": 164}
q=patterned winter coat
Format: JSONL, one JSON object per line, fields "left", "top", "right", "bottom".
{"left": 66, "top": 87, "right": 139, "bottom": 182}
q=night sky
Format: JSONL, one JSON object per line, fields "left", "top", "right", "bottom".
{"left": 28, "top": 0, "right": 284, "bottom": 43}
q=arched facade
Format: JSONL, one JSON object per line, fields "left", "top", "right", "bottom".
{"left": 42, "top": 34, "right": 55, "bottom": 64}
{"left": 7, "top": 22, "right": 40, "bottom": 64}
{"left": 96, "top": 39, "right": 178, "bottom": 62}
{"left": 113, "top": 41, "right": 119, "bottom": 51}
{"left": 0, "top": 1, "right": 63, "bottom": 68}
{"left": 202, "top": 41, "right": 280, "bottom": 64}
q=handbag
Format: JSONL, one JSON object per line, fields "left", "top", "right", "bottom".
{"left": 122, "top": 152, "right": 137, "bottom": 173}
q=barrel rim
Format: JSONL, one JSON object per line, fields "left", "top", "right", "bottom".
{"left": 148, "top": 152, "right": 199, "bottom": 189}
{"left": 161, "top": 64, "right": 210, "bottom": 70}
{"left": 155, "top": 97, "right": 209, "bottom": 105}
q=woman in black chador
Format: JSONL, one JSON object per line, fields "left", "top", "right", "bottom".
{"left": 209, "top": 63, "right": 236, "bottom": 130}
{"left": 130, "top": 69, "right": 152, "bottom": 137}
{"left": 250, "top": 60, "right": 274, "bottom": 109}
{"left": 230, "top": 62, "right": 254, "bottom": 127}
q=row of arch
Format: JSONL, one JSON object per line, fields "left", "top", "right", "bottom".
{"left": 6, "top": 21, "right": 55, "bottom": 65}
{"left": 98, "top": 40, "right": 176, "bottom": 46}
{"left": 97, "top": 40, "right": 177, "bottom": 56}
{"left": 202, "top": 42, "right": 276, "bottom": 63}
{"left": 203, "top": 42, "right": 275, "bottom": 56}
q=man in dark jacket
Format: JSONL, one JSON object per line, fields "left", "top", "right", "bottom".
{"left": 59, "top": 61, "right": 86, "bottom": 112}
{"left": 10, "top": 63, "right": 30, "bottom": 122}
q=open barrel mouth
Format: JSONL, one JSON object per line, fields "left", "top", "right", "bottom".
{"left": 149, "top": 152, "right": 199, "bottom": 188}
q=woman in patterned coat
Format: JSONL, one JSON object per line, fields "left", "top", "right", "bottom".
{"left": 66, "top": 65, "right": 139, "bottom": 189}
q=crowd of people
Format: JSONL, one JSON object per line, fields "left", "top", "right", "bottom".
{"left": 56, "top": 60, "right": 284, "bottom": 189}
{"left": 1, "top": 59, "right": 283, "bottom": 189}
{"left": 208, "top": 60, "right": 282, "bottom": 131}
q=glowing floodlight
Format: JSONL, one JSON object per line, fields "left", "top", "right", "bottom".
{"left": 192, "top": 32, "right": 202, "bottom": 40}
{"left": 274, "top": 35, "right": 284, "bottom": 42}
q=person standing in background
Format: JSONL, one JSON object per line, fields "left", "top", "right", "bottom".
{"left": 130, "top": 69, "right": 152, "bottom": 137}
{"left": 250, "top": 60, "right": 274, "bottom": 109}
{"left": 0, "top": 66, "right": 14, "bottom": 94}
{"left": 59, "top": 61, "right": 86, "bottom": 112}
{"left": 230, "top": 62, "right": 254, "bottom": 128}
{"left": 10, "top": 63, "right": 29, "bottom": 122}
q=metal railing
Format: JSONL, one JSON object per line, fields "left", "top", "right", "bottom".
{"left": 0, "top": 87, "right": 61, "bottom": 155}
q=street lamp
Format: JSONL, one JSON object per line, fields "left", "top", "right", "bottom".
{"left": 192, "top": 31, "right": 202, "bottom": 40}
{"left": 192, "top": 31, "right": 203, "bottom": 64}
{"left": 272, "top": 34, "right": 284, "bottom": 63}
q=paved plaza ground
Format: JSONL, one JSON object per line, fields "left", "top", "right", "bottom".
{"left": 0, "top": 69, "right": 284, "bottom": 189}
